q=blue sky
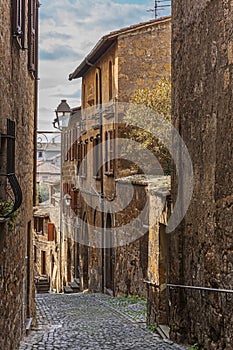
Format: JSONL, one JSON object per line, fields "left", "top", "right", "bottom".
{"left": 38, "top": 0, "right": 171, "bottom": 130}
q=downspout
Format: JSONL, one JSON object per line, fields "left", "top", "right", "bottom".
{"left": 33, "top": 2, "right": 39, "bottom": 206}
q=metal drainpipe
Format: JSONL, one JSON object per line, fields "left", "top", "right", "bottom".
{"left": 33, "top": 2, "right": 39, "bottom": 207}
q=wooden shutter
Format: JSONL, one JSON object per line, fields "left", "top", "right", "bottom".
{"left": 77, "top": 142, "right": 82, "bottom": 172}
{"left": 93, "top": 137, "right": 97, "bottom": 177}
{"left": 39, "top": 217, "right": 44, "bottom": 234}
{"left": 109, "top": 61, "right": 113, "bottom": 101}
{"left": 105, "top": 131, "right": 108, "bottom": 172}
{"left": 110, "top": 130, "right": 115, "bottom": 173}
{"left": 83, "top": 142, "right": 88, "bottom": 176}
{"left": 28, "top": 0, "right": 38, "bottom": 73}
{"left": 73, "top": 128, "right": 77, "bottom": 160}
{"left": 64, "top": 131, "right": 68, "bottom": 161}
{"left": 48, "top": 223, "right": 55, "bottom": 241}
{"left": 13, "top": 0, "right": 25, "bottom": 47}
{"left": 70, "top": 188, "right": 77, "bottom": 210}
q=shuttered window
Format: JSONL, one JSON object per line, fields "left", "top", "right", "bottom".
{"left": 105, "top": 130, "right": 115, "bottom": 174}
{"left": 34, "top": 217, "right": 44, "bottom": 234}
{"left": 64, "top": 131, "right": 68, "bottom": 161}
{"left": 71, "top": 128, "right": 77, "bottom": 161}
{"left": 12, "top": 0, "right": 26, "bottom": 48}
{"left": 78, "top": 141, "right": 88, "bottom": 177}
{"left": 93, "top": 135, "right": 101, "bottom": 179}
{"left": 82, "top": 141, "right": 88, "bottom": 177}
{"left": 70, "top": 189, "right": 78, "bottom": 211}
{"left": 77, "top": 142, "right": 82, "bottom": 172}
{"left": 28, "top": 0, "right": 39, "bottom": 76}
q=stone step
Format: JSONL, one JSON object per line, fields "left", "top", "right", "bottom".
{"left": 35, "top": 278, "right": 50, "bottom": 294}
{"left": 70, "top": 281, "right": 80, "bottom": 292}
{"left": 63, "top": 286, "right": 74, "bottom": 294}
{"left": 74, "top": 278, "right": 80, "bottom": 285}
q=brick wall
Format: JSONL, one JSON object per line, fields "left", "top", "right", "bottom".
{"left": 170, "top": 1, "right": 233, "bottom": 348}
{"left": 0, "top": 1, "right": 37, "bottom": 348}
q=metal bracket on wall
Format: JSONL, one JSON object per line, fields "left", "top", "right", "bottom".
{"left": 143, "top": 280, "right": 160, "bottom": 288}
{"left": 0, "top": 121, "right": 23, "bottom": 221}
{"left": 0, "top": 173, "right": 23, "bottom": 220}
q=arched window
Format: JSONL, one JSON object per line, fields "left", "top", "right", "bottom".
{"left": 109, "top": 61, "right": 113, "bottom": 101}
{"left": 83, "top": 83, "right": 86, "bottom": 108}
{"left": 96, "top": 73, "right": 99, "bottom": 105}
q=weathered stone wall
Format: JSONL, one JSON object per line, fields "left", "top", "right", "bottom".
{"left": 118, "top": 17, "right": 171, "bottom": 102}
{"left": 114, "top": 179, "right": 149, "bottom": 298}
{"left": 147, "top": 185, "right": 171, "bottom": 327}
{"left": 170, "top": 1, "right": 233, "bottom": 348}
{"left": 0, "top": 1, "right": 36, "bottom": 349}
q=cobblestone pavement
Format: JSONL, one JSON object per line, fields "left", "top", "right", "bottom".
{"left": 19, "top": 293, "right": 187, "bottom": 350}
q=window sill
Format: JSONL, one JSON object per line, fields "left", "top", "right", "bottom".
{"left": 104, "top": 172, "right": 114, "bottom": 177}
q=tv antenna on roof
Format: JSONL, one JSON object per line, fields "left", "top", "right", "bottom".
{"left": 147, "top": 0, "right": 171, "bottom": 19}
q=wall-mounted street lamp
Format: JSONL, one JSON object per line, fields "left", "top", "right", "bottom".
{"left": 64, "top": 193, "right": 71, "bottom": 207}
{"left": 53, "top": 99, "right": 71, "bottom": 131}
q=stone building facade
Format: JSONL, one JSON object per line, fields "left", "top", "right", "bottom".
{"left": 61, "top": 17, "right": 171, "bottom": 297}
{"left": 170, "top": 1, "right": 233, "bottom": 348}
{"left": 0, "top": 1, "right": 39, "bottom": 349}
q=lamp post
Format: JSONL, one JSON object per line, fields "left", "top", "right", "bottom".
{"left": 53, "top": 99, "right": 71, "bottom": 292}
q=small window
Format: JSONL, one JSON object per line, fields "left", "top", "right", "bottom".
{"left": 34, "top": 216, "right": 44, "bottom": 234}
{"left": 105, "top": 130, "right": 115, "bottom": 175}
{"left": 93, "top": 135, "right": 101, "bottom": 179}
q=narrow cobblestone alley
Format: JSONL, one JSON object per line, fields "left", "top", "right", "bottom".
{"left": 19, "top": 294, "right": 187, "bottom": 350}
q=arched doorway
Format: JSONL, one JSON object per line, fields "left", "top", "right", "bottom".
{"left": 80, "top": 213, "right": 89, "bottom": 290}
{"left": 104, "top": 213, "right": 114, "bottom": 294}
{"left": 67, "top": 245, "right": 72, "bottom": 284}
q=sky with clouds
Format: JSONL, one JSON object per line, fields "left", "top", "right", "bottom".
{"left": 38, "top": 0, "right": 171, "bottom": 131}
